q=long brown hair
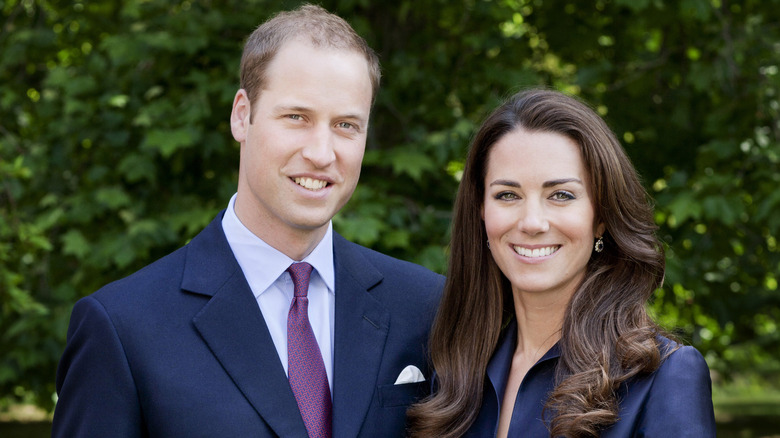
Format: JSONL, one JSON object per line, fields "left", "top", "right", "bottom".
{"left": 407, "top": 88, "right": 667, "bottom": 437}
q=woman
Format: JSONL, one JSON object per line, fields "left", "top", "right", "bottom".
{"left": 407, "top": 89, "right": 716, "bottom": 437}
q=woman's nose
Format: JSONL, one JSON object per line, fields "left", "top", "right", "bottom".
{"left": 518, "top": 201, "right": 550, "bottom": 235}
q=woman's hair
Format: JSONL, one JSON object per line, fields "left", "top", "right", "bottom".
{"left": 407, "top": 88, "right": 667, "bottom": 437}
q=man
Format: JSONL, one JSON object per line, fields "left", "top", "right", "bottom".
{"left": 53, "top": 5, "right": 443, "bottom": 437}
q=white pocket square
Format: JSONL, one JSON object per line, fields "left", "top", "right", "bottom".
{"left": 394, "top": 365, "right": 425, "bottom": 385}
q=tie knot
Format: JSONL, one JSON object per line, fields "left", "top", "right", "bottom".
{"left": 287, "top": 262, "right": 313, "bottom": 297}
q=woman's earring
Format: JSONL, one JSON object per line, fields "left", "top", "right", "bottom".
{"left": 594, "top": 236, "right": 604, "bottom": 253}
{"left": 487, "top": 240, "right": 491, "bottom": 249}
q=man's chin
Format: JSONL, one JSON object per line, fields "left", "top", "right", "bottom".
{"left": 288, "top": 213, "right": 335, "bottom": 234}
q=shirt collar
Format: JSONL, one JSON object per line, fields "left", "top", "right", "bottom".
{"left": 486, "top": 318, "right": 561, "bottom": 404}
{"left": 221, "top": 193, "right": 335, "bottom": 297}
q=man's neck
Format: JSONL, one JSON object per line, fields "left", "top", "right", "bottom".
{"left": 233, "top": 200, "right": 328, "bottom": 262}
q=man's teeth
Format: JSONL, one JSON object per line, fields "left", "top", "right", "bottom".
{"left": 513, "top": 246, "right": 559, "bottom": 258}
{"left": 294, "top": 177, "right": 327, "bottom": 190}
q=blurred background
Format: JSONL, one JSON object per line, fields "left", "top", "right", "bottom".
{"left": 1, "top": 0, "right": 779, "bottom": 436}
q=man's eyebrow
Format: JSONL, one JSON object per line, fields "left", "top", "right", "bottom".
{"left": 274, "top": 104, "right": 312, "bottom": 113}
{"left": 338, "top": 113, "right": 367, "bottom": 121}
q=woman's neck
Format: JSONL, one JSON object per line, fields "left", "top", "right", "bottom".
{"left": 511, "top": 287, "right": 571, "bottom": 358}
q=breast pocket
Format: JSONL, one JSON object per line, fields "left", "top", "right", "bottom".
{"left": 378, "top": 381, "right": 429, "bottom": 407}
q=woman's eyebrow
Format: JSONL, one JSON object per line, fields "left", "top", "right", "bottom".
{"left": 542, "top": 178, "right": 582, "bottom": 188}
{"left": 489, "top": 179, "right": 520, "bottom": 188}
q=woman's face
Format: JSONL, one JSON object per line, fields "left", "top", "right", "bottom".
{"left": 482, "top": 128, "right": 604, "bottom": 300}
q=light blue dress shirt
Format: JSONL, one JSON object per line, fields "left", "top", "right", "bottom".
{"left": 221, "top": 194, "right": 336, "bottom": 392}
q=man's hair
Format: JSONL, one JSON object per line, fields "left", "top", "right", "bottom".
{"left": 239, "top": 4, "right": 380, "bottom": 119}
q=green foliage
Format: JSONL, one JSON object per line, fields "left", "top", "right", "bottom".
{"left": 2, "top": 0, "right": 779, "bottom": 410}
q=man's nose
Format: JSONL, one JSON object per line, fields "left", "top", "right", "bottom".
{"left": 301, "top": 125, "right": 337, "bottom": 168}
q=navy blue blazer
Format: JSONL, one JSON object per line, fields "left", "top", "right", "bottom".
{"left": 466, "top": 320, "right": 716, "bottom": 437}
{"left": 53, "top": 212, "right": 444, "bottom": 437}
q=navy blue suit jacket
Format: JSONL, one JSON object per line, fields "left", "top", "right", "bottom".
{"left": 466, "top": 320, "right": 716, "bottom": 437}
{"left": 53, "top": 213, "right": 444, "bottom": 437}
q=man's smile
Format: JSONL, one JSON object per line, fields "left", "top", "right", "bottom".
{"left": 293, "top": 177, "right": 329, "bottom": 190}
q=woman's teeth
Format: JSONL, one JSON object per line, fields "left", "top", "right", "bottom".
{"left": 513, "top": 246, "right": 560, "bottom": 258}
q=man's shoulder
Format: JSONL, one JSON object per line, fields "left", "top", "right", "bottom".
{"left": 90, "top": 214, "right": 227, "bottom": 307}
{"left": 333, "top": 233, "right": 444, "bottom": 320}
{"left": 334, "top": 233, "right": 444, "bottom": 283}
{"left": 90, "top": 244, "right": 189, "bottom": 305}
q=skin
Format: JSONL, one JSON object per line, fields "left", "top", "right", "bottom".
{"left": 481, "top": 128, "right": 604, "bottom": 438}
{"left": 230, "top": 38, "right": 373, "bottom": 261}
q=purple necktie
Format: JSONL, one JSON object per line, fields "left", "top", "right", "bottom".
{"left": 287, "top": 262, "right": 332, "bottom": 438}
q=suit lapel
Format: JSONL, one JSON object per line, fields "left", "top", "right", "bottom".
{"left": 184, "top": 214, "right": 309, "bottom": 438}
{"left": 331, "top": 234, "right": 390, "bottom": 438}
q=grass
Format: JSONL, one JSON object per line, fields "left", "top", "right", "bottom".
{"left": 1, "top": 385, "right": 779, "bottom": 437}
{"left": 0, "top": 404, "right": 51, "bottom": 438}
{"left": 713, "top": 379, "right": 780, "bottom": 438}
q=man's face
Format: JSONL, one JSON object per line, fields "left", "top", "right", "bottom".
{"left": 230, "top": 39, "right": 372, "bottom": 254}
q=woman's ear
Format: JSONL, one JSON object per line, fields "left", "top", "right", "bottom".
{"left": 595, "top": 222, "right": 606, "bottom": 238}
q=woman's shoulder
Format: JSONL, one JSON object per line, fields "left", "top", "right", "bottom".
{"left": 653, "top": 335, "right": 710, "bottom": 382}
{"left": 656, "top": 335, "right": 705, "bottom": 359}
{"left": 615, "top": 335, "right": 717, "bottom": 436}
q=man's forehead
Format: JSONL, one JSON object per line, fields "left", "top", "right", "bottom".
{"left": 274, "top": 37, "right": 366, "bottom": 62}
{"left": 262, "top": 39, "right": 372, "bottom": 90}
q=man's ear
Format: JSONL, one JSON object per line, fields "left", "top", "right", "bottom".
{"left": 230, "top": 89, "right": 251, "bottom": 143}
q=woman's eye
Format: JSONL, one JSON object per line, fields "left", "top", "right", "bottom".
{"left": 287, "top": 114, "right": 303, "bottom": 120}
{"left": 337, "top": 121, "right": 356, "bottom": 130}
{"left": 496, "top": 192, "right": 518, "bottom": 200}
{"left": 551, "top": 191, "right": 575, "bottom": 200}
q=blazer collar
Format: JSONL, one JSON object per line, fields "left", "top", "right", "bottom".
{"left": 331, "top": 233, "right": 390, "bottom": 438}
{"left": 185, "top": 213, "right": 309, "bottom": 437}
